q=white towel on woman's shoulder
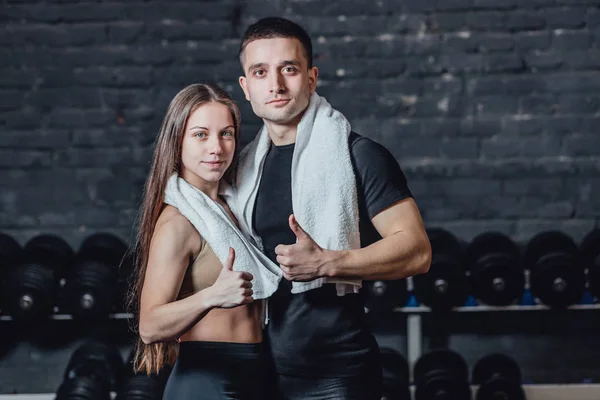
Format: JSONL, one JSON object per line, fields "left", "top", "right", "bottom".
{"left": 164, "top": 173, "right": 281, "bottom": 300}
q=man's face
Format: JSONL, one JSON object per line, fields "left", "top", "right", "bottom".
{"left": 239, "top": 37, "right": 318, "bottom": 126}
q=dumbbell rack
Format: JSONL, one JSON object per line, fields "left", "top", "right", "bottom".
{"left": 2, "top": 306, "right": 600, "bottom": 400}
{"left": 401, "top": 303, "right": 600, "bottom": 367}
{"left": 0, "top": 310, "right": 133, "bottom": 399}
{"left": 397, "top": 301, "right": 600, "bottom": 400}
{"left": 1, "top": 384, "right": 600, "bottom": 400}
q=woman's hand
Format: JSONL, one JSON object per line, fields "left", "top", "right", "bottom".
{"left": 207, "top": 248, "right": 254, "bottom": 309}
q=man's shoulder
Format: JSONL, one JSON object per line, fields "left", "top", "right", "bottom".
{"left": 348, "top": 131, "right": 364, "bottom": 146}
{"left": 348, "top": 131, "right": 389, "bottom": 159}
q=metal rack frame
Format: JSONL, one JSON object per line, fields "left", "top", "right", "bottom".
{"left": 1, "top": 305, "right": 599, "bottom": 398}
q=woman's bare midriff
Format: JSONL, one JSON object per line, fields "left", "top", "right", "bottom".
{"left": 178, "top": 299, "right": 263, "bottom": 343}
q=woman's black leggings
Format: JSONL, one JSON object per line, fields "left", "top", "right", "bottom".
{"left": 163, "top": 341, "right": 269, "bottom": 400}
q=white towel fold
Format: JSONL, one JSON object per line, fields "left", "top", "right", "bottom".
{"left": 231, "top": 91, "right": 363, "bottom": 295}
{"left": 164, "top": 173, "right": 281, "bottom": 300}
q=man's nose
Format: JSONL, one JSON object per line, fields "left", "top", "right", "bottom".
{"left": 269, "top": 72, "right": 285, "bottom": 93}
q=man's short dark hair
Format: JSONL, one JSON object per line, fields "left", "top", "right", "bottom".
{"left": 239, "top": 17, "right": 313, "bottom": 69}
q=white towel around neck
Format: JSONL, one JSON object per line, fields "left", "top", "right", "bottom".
{"left": 164, "top": 173, "right": 281, "bottom": 300}
{"left": 232, "top": 91, "right": 362, "bottom": 295}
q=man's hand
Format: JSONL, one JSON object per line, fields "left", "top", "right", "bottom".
{"left": 274, "top": 214, "right": 335, "bottom": 281}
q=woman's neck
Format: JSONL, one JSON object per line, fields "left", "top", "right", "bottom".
{"left": 180, "top": 170, "right": 220, "bottom": 201}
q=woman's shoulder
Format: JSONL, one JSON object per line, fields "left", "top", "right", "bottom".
{"left": 154, "top": 205, "right": 202, "bottom": 253}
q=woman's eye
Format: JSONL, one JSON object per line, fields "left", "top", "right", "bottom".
{"left": 222, "top": 131, "right": 233, "bottom": 137}
{"left": 194, "top": 132, "right": 207, "bottom": 138}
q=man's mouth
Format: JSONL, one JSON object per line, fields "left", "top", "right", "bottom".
{"left": 268, "top": 99, "right": 291, "bottom": 104}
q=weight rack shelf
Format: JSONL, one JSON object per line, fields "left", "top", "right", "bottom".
{"left": 2, "top": 303, "right": 598, "bottom": 321}
{"left": 394, "top": 303, "right": 600, "bottom": 313}
{"left": 2, "top": 384, "right": 600, "bottom": 400}
{"left": 0, "top": 313, "right": 133, "bottom": 321}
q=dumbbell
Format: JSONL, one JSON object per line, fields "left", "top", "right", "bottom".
{"left": 414, "top": 349, "right": 471, "bottom": 400}
{"left": 0, "top": 233, "right": 23, "bottom": 314}
{"left": 0, "top": 233, "right": 22, "bottom": 269}
{"left": 413, "top": 229, "right": 469, "bottom": 310}
{"left": 55, "top": 376, "right": 111, "bottom": 400}
{"left": 524, "top": 231, "right": 585, "bottom": 307}
{"left": 580, "top": 228, "right": 600, "bottom": 301}
{"left": 380, "top": 348, "right": 410, "bottom": 400}
{"left": 467, "top": 232, "right": 525, "bottom": 306}
{"left": 1, "top": 234, "right": 72, "bottom": 321}
{"left": 472, "top": 353, "right": 525, "bottom": 400}
{"left": 61, "top": 233, "right": 127, "bottom": 319}
{"left": 116, "top": 373, "right": 168, "bottom": 400}
{"left": 116, "top": 348, "right": 171, "bottom": 400}
{"left": 57, "top": 340, "right": 124, "bottom": 400}
{"left": 0, "top": 228, "right": 19, "bottom": 352}
{"left": 364, "top": 279, "right": 408, "bottom": 313}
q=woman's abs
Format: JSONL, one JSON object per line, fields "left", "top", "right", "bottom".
{"left": 179, "top": 300, "right": 263, "bottom": 343}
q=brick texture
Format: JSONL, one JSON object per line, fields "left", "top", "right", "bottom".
{"left": 0, "top": 0, "right": 599, "bottom": 249}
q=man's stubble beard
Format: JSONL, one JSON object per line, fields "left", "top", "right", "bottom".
{"left": 257, "top": 94, "right": 310, "bottom": 126}
{"left": 259, "top": 107, "right": 298, "bottom": 124}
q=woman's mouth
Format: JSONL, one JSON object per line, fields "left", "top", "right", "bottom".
{"left": 203, "top": 161, "right": 224, "bottom": 169}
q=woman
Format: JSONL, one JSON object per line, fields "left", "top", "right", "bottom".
{"left": 127, "top": 83, "right": 269, "bottom": 399}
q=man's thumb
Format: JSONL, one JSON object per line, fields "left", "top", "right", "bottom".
{"left": 289, "top": 214, "right": 309, "bottom": 240}
{"left": 223, "top": 247, "right": 235, "bottom": 271}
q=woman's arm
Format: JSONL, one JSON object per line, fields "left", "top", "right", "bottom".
{"left": 138, "top": 210, "right": 254, "bottom": 344}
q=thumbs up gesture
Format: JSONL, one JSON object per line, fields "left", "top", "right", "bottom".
{"left": 209, "top": 247, "right": 254, "bottom": 308}
{"left": 274, "top": 215, "right": 331, "bottom": 282}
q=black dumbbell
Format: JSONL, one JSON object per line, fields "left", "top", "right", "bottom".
{"left": 117, "top": 347, "right": 171, "bottom": 400}
{"left": 364, "top": 279, "right": 408, "bottom": 313}
{"left": 467, "top": 232, "right": 525, "bottom": 306}
{"left": 0, "top": 233, "right": 23, "bottom": 314}
{"left": 61, "top": 233, "right": 127, "bottom": 319}
{"left": 55, "top": 376, "right": 111, "bottom": 400}
{"left": 60, "top": 340, "right": 124, "bottom": 396}
{"left": 0, "top": 233, "right": 22, "bottom": 269}
{"left": 413, "top": 229, "right": 469, "bottom": 310}
{"left": 1, "top": 234, "right": 72, "bottom": 321}
{"left": 524, "top": 231, "right": 585, "bottom": 307}
{"left": 414, "top": 349, "right": 471, "bottom": 400}
{"left": 580, "top": 228, "right": 600, "bottom": 301}
{"left": 472, "top": 353, "right": 525, "bottom": 400}
{"left": 116, "top": 374, "right": 168, "bottom": 400}
{"left": 380, "top": 348, "right": 410, "bottom": 400}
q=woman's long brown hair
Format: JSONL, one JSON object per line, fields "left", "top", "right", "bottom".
{"left": 126, "top": 83, "right": 242, "bottom": 375}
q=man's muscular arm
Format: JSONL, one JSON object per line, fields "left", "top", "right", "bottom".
{"left": 275, "top": 198, "right": 431, "bottom": 281}
{"left": 274, "top": 134, "right": 431, "bottom": 282}
{"left": 328, "top": 197, "right": 430, "bottom": 280}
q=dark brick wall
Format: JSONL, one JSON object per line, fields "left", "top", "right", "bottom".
{"left": 1, "top": 0, "right": 599, "bottom": 249}
{"left": 1, "top": 0, "right": 600, "bottom": 394}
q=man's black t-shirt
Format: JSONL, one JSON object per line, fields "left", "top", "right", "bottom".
{"left": 252, "top": 132, "right": 413, "bottom": 378}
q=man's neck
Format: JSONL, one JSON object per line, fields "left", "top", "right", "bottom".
{"left": 265, "top": 121, "right": 297, "bottom": 146}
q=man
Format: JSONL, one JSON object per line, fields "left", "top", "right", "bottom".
{"left": 234, "top": 16, "right": 432, "bottom": 399}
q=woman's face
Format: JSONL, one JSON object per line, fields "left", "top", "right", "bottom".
{"left": 180, "top": 102, "right": 236, "bottom": 190}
